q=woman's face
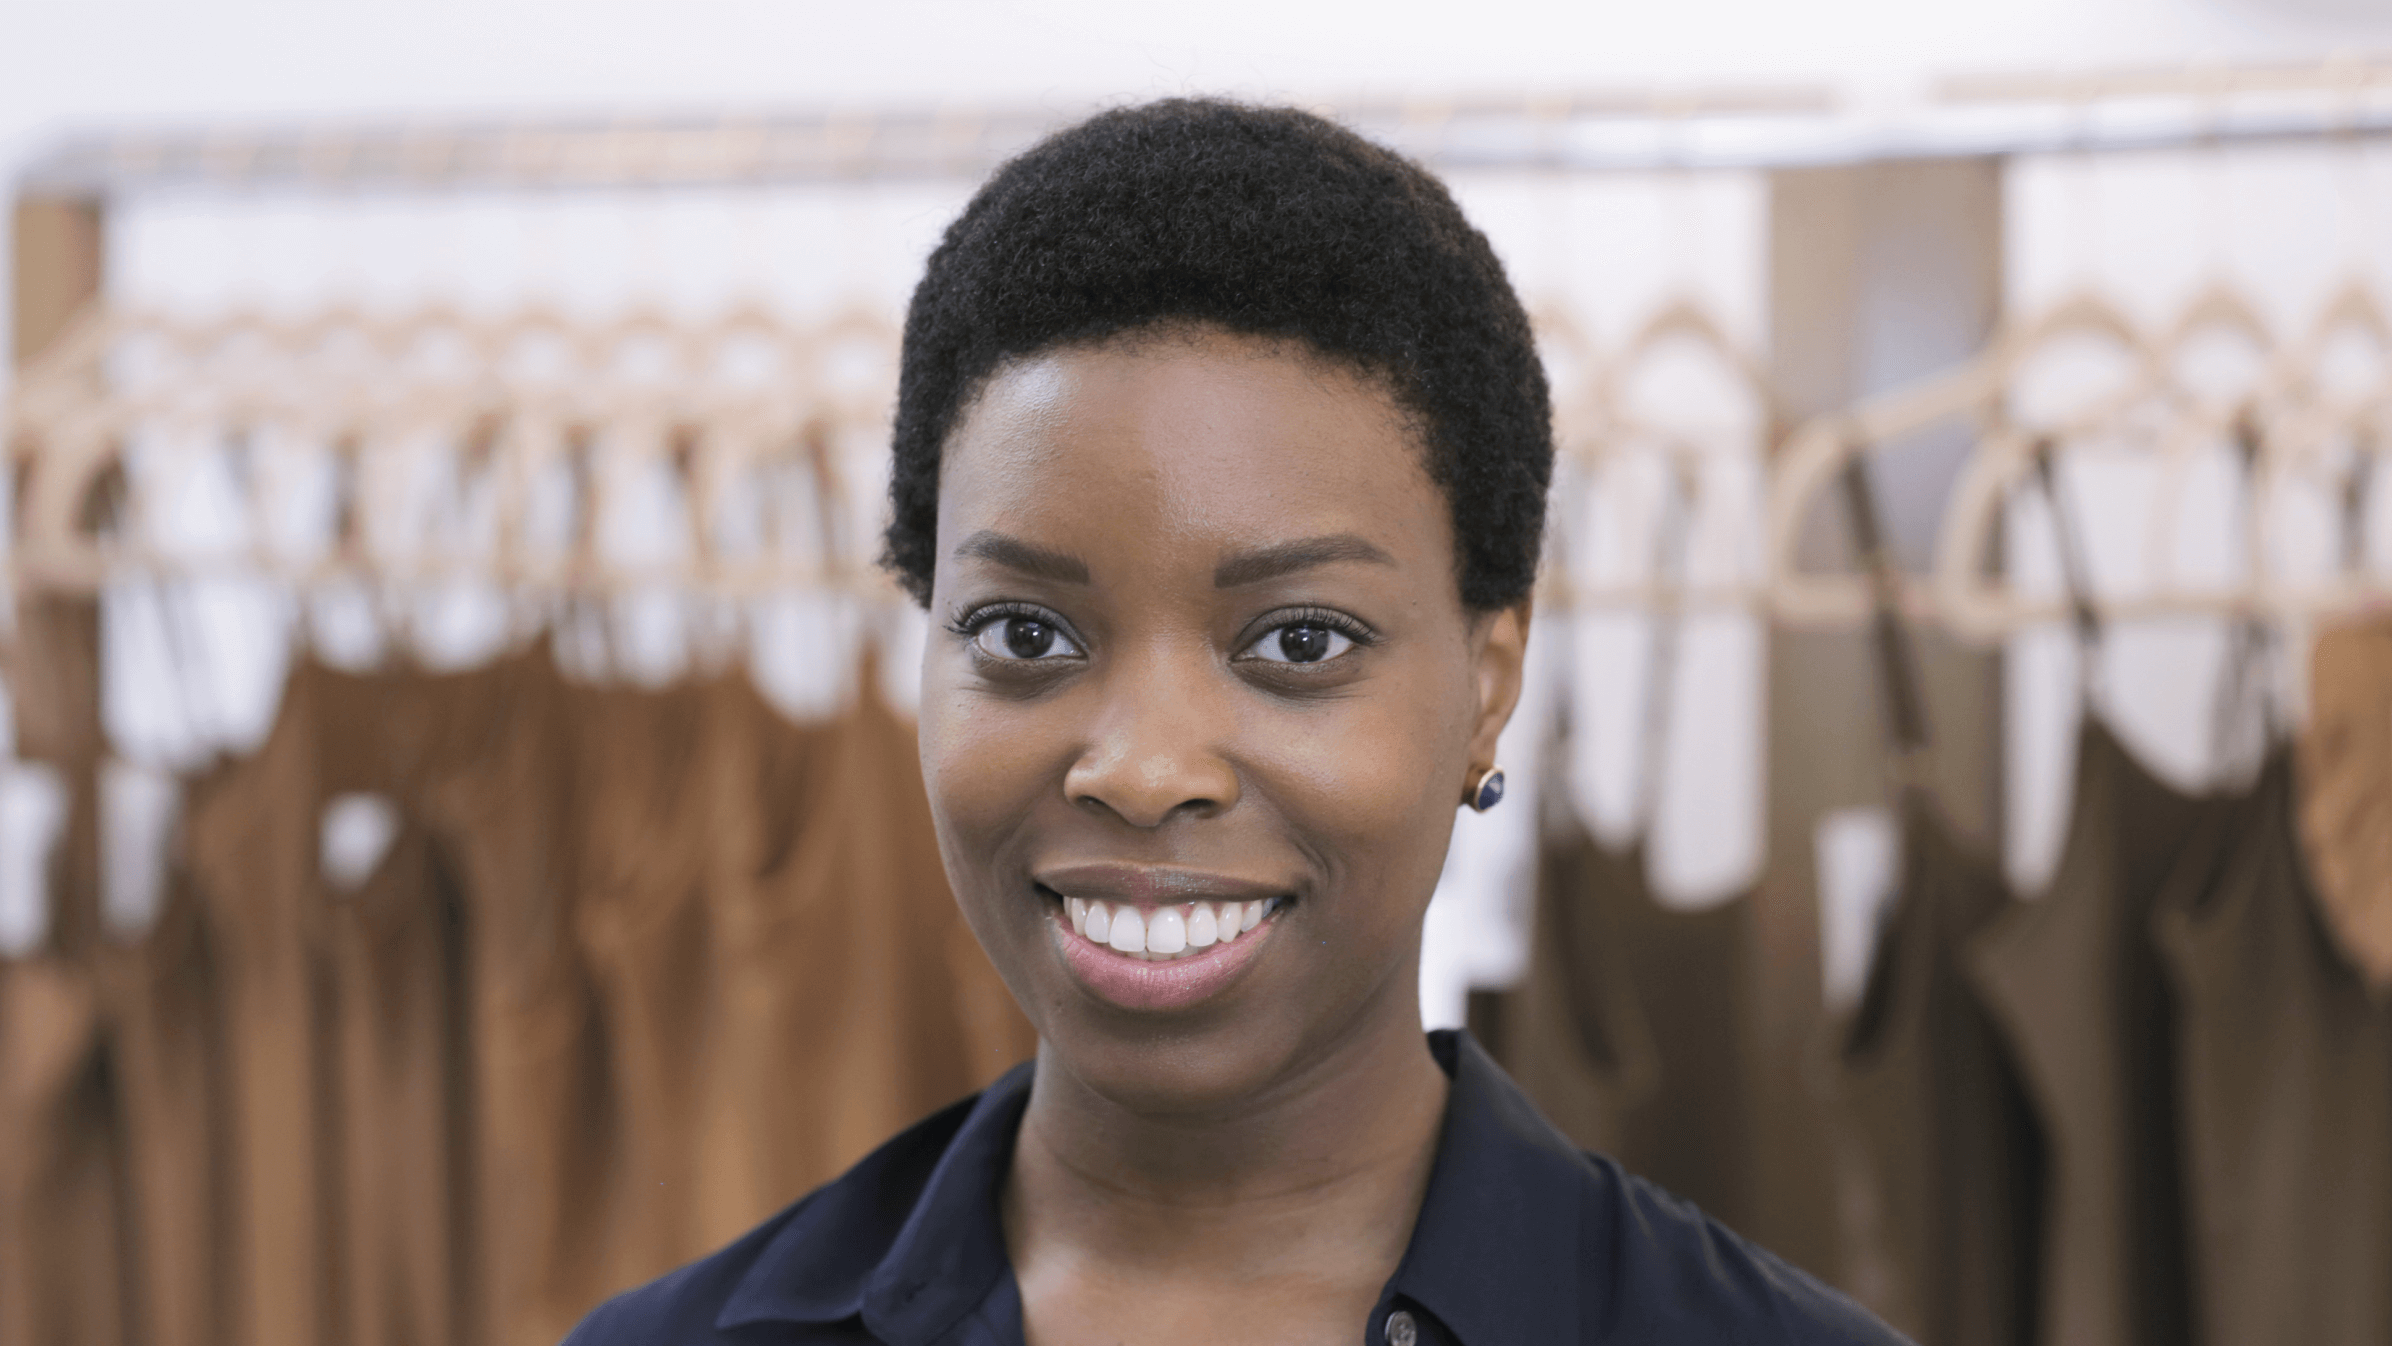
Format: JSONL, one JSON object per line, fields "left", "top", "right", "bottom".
{"left": 919, "top": 326, "right": 1526, "bottom": 1112}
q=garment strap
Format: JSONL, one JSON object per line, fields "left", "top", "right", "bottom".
{"left": 2342, "top": 428, "right": 2375, "bottom": 577}
{"left": 2030, "top": 436, "right": 2104, "bottom": 667}
{"left": 2209, "top": 415, "right": 2283, "bottom": 767}
{"left": 1836, "top": 452, "right": 1932, "bottom": 778}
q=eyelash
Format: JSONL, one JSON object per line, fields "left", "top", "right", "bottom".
{"left": 946, "top": 602, "right": 1076, "bottom": 643}
{"left": 1238, "top": 606, "right": 1377, "bottom": 661}
{"left": 946, "top": 603, "right": 1377, "bottom": 664}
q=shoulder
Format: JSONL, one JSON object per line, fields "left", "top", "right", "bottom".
{"left": 564, "top": 1091, "right": 985, "bottom": 1346}
{"left": 564, "top": 1200, "right": 828, "bottom": 1345}
{"left": 1411, "top": 1030, "right": 1900, "bottom": 1345}
{"left": 1582, "top": 1153, "right": 1903, "bottom": 1345}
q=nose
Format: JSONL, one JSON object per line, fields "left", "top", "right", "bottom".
{"left": 1062, "top": 642, "right": 1242, "bottom": 828}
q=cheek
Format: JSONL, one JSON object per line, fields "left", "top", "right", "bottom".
{"left": 1249, "top": 660, "right": 1475, "bottom": 926}
{"left": 918, "top": 662, "right": 1060, "bottom": 883}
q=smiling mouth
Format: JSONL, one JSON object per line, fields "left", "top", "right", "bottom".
{"left": 1032, "top": 877, "right": 1291, "bottom": 1010}
{"left": 1055, "top": 893, "right": 1285, "bottom": 961}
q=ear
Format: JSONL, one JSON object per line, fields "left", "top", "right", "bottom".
{"left": 1464, "top": 598, "right": 1533, "bottom": 783}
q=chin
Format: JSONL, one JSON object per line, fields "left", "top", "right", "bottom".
{"left": 1038, "top": 1011, "right": 1318, "bottom": 1119}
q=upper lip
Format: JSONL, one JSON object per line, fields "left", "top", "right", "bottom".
{"left": 1032, "top": 862, "right": 1292, "bottom": 905}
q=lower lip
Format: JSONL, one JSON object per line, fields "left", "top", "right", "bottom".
{"left": 1052, "top": 904, "right": 1280, "bottom": 1012}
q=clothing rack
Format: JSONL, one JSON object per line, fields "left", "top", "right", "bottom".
{"left": 17, "top": 284, "right": 2387, "bottom": 628}
{"left": 12, "top": 57, "right": 2391, "bottom": 626}
{"left": 2, "top": 297, "right": 1782, "bottom": 613}
{"left": 20, "top": 54, "right": 2392, "bottom": 197}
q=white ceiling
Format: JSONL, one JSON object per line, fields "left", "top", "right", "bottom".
{"left": 5, "top": 0, "right": 2392, "bottom": 139}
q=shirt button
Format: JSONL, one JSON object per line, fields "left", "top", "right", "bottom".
{"left": 1385, "top": 1308, "right": 1419, "bottom": 1347}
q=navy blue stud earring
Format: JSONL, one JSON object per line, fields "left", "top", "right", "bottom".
{"left": 1466, "top": 766, "right": 1506, "bottom": 812}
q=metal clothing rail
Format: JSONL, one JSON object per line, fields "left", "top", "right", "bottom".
{"left": 10, "top": 90, "right": 1838, "bottom": 196}
{"left": 22, "top": 53, "right": 2392, "bottom": 197}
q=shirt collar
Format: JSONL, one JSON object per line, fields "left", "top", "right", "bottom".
{"left": 858, "top": 1068, "right": 1033, "bottom": 1344}
{"left": 716, "top": 1065, "right": 1032, "bottom": 1340}
{"left": 1382, "top": 1029, "right": 1591, "bottom": 1345}
{"left": 717, "top": 1030, "right": 1594, "bottom": 1345}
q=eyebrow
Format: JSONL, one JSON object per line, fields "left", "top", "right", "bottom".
{"left": 1213, "top": 534, "right": 1396, "bottom": 588}
{"left": 952, "top": 530, "right": 1091, "bottom": 584}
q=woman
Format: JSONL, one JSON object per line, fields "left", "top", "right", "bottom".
{"left": 571, "top": 99, "right": 1896, "bottom": 1346}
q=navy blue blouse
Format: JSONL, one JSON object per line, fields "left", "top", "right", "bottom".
{"left": 568, "top": 1030, "right": 1901, "bottom": 1344}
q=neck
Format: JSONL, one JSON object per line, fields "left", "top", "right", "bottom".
{"left": 1002, "top": 979, "right": 1450, "bottom": 1323}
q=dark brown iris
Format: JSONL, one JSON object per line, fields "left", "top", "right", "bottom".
{"left": 1277, "top": 624, "right": 1333, "bottom": 662}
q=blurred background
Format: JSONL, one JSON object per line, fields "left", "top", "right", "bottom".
{"left": 6, "top": 1, "right": 2392, "bottom": 1342}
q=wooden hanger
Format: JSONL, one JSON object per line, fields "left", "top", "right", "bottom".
{"left": 1930, "top": 279, "right": 2392, "bottom": 639}
{"left": 1772, "top": 287, "right": 2158, "bottom": 631}
{"left": 1598, "top": 293, "right": 1768, "bottom": 439}
{"left": 1532, "top": 301, "right": 1606, "bottom": 463}
{"left": 6, "top": 301, "right": 923, "bottom": 619}
{"left": 1547, "top": 295, "right": 1770, "bottom": 613}
{"left": 2249, "top": 280, "right": 2392, "bottom": 619}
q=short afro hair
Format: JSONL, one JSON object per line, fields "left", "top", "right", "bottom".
{"left": 881, "top": 97, "right": 1552, "bottom": 611}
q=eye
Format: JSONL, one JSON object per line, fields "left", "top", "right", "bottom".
{"left": 969, "top": 612, "right": 1083, "bottom": 662}
{"left": 1243, "top": 619, "right": 1355, "bottom": 665}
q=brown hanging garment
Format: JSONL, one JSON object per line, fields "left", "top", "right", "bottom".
{"left": 1508, "top": 593, "right": 1758, "bottom": 1230}
{"left": 2155, "top": 743, "right": 2392, "bottom": 1344}
{"left": 0, "top": 595, "right": 133, "bottom": 1344}
{"left": 1960, "top": 450, "right": 2211, "bottom": 1343}
{"left": 1963, "top": 720, "right": 2211, "bottom": 1343}
{"left": 1828, "top": 461, "right": 2042, "bottom": 1345}
{"left": 181, "top": 662, "right": 350, "bottom": 1343}
{"left": 1595, "top": 865, "right": 1756, "bottom": 1230}
{"left": 1835, "top": 791, "right": 2041, "bottom": 1344}
{"left": 95, "top": 857, "right": 234, "bottom": 1346}
{"left": 1509, "top": 810, "right": 1665, "bottom": 1172}
{"left": 0, "top": 958, "right": 131, "bottom": 1345}
{"left": 1510, "top": 466, "right": 1757, "bottom": 1229}
{"left": 324, "top": 821, "right": 479, "bottom": 1346}
{"left": 1513, "top": 820, "right": 1759, "bottom": 1228}
{"left": 316, "top": 656, "right": 517, "bottom": 1346}
{"left": 696, "top": 648, "right": 1037, "bottom": 1236}
{"left": 691, "top": 672, "right": 838, "bottom": 1249}
{"left": 2297, "top": 618, "right": 2392, "bottom": 991}
{"left": 167, "top": 654, "right": 501, "bottom": 1347}
{"left": 420, "top": 647, "right": 618, "bottom": 1347}
{"left": 569, "top": 674, "right": 727, "bottom": 1296}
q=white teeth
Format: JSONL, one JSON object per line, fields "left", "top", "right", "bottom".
{"left": 1108, "top": 905, "right": 1147, "bottom": 954}
{"left": 1148, "top": 906, "right": 1187, "bottom": 954}
{"left": 1066, "top": 896, "right": 1280, "bottom": 960}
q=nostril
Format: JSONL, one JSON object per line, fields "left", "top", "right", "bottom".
{"left": 1064, "top": 734, "right": 1242, "bottom": 827}
{"left": 1069, "top": 790, "right": 1227, "bottom": 828}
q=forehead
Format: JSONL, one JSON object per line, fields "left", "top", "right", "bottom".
{"left": 937, "top": 330, "right": 1445, "bottom": 566}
